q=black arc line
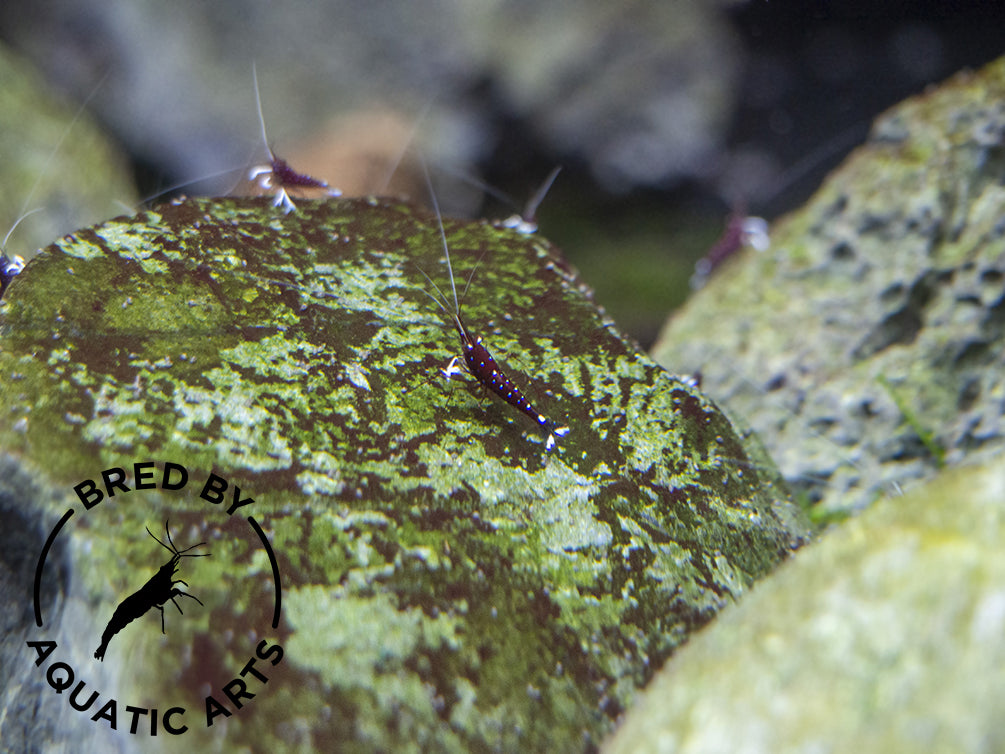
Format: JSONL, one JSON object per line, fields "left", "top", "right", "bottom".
{"left": 34, "top": 508, "right": 73, "bottom": 627}
{"left": 248, "top": 515, "right": 282, "bottom": 629}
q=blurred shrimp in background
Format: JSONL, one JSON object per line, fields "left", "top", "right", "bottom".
{"left": 0, "top": 0, "right": 1002, "bottom": 345}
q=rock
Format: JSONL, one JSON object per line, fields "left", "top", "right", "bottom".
{"left": 0, "top": 43, "right": 137, "bottom": 264}
{"left": 603, "top": 456, "right": 1005, "bottom": 754}
{"left": 653, "top": 55, "right": 1005, "bottom": 518}
{"left": 0, "top": 196, "right": 808, "bottom": 751}
{"left": 0, "top": 459, "right": 126, "bottom": 754}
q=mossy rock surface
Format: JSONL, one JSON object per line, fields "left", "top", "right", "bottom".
{"left": 0, "top": 196, "right": 808, "bottom": 752}
{"left": 653, "top": 55, "right": 1005, "bottom": 519}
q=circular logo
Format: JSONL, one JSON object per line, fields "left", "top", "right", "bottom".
{"left": 28, "top": 460, "right": 285, "bottom": 738}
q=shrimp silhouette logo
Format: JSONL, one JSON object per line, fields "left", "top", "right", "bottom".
{"left": 27, "top": 461, "right": 287, "bottom": 740}
{"left": 93, "top": 521, "right": 210, "bottom": 662}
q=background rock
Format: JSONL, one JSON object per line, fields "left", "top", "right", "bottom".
{"left": 0, "top": 457, "right": 126, "bottom": 754}
{"left": 653, "top": 55, "right": 1005, "bottom": 517}
{"left": 604, "top": 456, "right": 1005, "bottom": 754}
{"left": 0, "top": 0, "right": 739, "bottom": 197}
{"left": 0, "top": 44, "right": 136, "bottom": 261}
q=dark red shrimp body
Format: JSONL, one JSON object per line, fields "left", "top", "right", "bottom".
{"left": 268, "top": 157, "right": 329, "bottom": 189}
{"left": 690, "top": 205, "right": 769, "bottom": 289}
{"left": 421, "top": 162, "right": 569, "bottom": 450}
{"left": 447, "top": 312, "right": 569, "bottom": 448}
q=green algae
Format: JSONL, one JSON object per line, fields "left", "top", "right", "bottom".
{"left": 1, "top": 196, "right": 807, "bottom": 751}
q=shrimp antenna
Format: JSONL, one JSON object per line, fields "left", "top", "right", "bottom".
{"left": 523, "top": 166, "right": 561, "bottom": 224}
{"left": 146, "top": 525, "right": 175, "bottom": 555}
{"left": 420, "top": 157, "right": 460, "bottom": 317}
{"left": 146, "top": 521, "right": 210, "bottom": 557}
{"left": 375, "top": 98, "right": 434, "bottom": 196}
{"left": 416, "top": 156, "right": 492, "bottom": 320}
{"left": 414, "top": 264, "right": 451, "bottom": 316}
{"left": 15, "top": 69, "right": 111, "bottom": 222}
{"left": 5, "top": 70, "right": 111, "bottom": 266}
{"left": 252, "top": 61, "right": 274, "bottom": 160}
{"left": 130, "top": 161, "right": 254, "bottom": 210}
{"left": 2, "top": 207, "right": 45, "bottom": 252}
{"left": 432, "top": 163, "right": 518, "bottom": 209}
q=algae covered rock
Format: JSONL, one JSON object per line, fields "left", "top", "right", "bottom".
{"left": 653, "top": 55, "right": 1005, "bottom": 518}
{"left": 603, "top": 455, "right": 1005, "bottom": 754}
{"left": 0, "top": 196, "right": 808, "bottom": 751}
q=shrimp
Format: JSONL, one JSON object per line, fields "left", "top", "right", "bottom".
{"left": 94, "top": 521, "right": 209, "bottom": 661}
{"left": 418, "top": 163, "right": 570, "bottom": 450}
{"left": 247, "top": 63, "right": 341, "bottom": 214}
